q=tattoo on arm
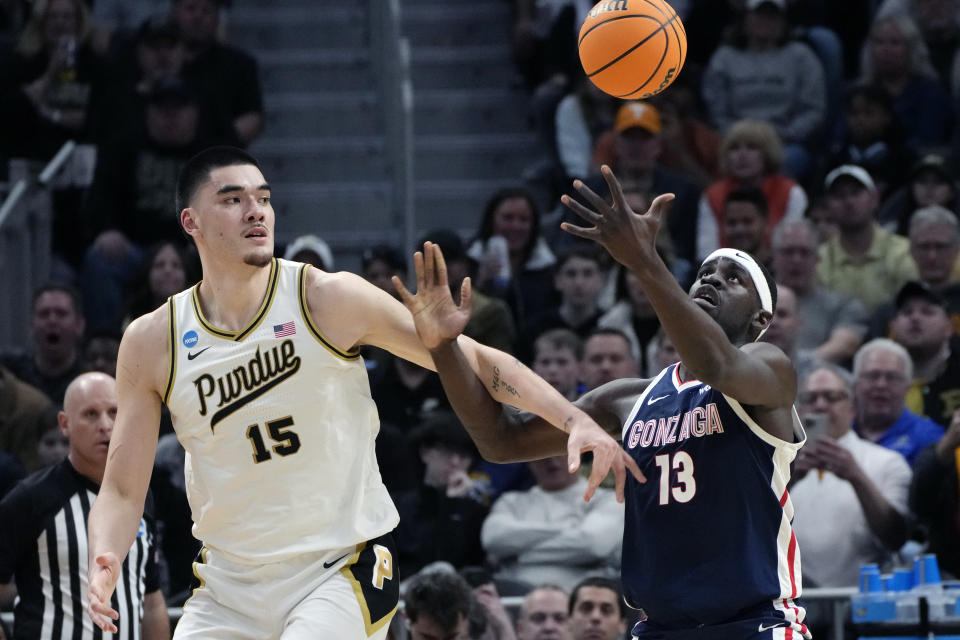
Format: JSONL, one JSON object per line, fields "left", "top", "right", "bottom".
{"left": 491, "top": 366, "right": 520, "bottom": 398}
{"left": 563, "top": 415, "right": 573, "bottom": 432}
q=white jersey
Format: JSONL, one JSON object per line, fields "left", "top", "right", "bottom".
{"left": 163, "top": 258, "right": 399, "bottom": 563}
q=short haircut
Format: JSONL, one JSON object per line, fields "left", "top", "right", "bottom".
{"left": 853, "top": 338, "right": 913, "bottom": 382}
{"left": 770, "top": 218, "right": 817, "bottom": 250}
{"left": 909, "top": 205, "right": 960, "bottom": 241}
{"left": 520, "top": 584, "right": 568, "bottom": 617}
{"left": 585, "top": 327, "right": 634, "bottom": 353}
{"left": 569, "top": 576, "right": 625, "bottom": 618}
{"left": 555, "top": 246, "right": 605, "bottom": 271}
{"left": 724, "top": 186, "right": 769, "bottom": 217}
{"left": 801, "top": 362, "right": 854, "bottom": 396}
{"left": 175, "top": 146, "right": 262, "bottom": 214}
{"left": 534, "top": 328, "right": 584, "bottom": 361}
{"left": 409, "top": 411, "right": 477, "bottom": 457}
{"left": 403, "top": 570, "right": 473, "bottom": 628}
{"left": 32, "top": 283, "right": 83, "bottom": 317}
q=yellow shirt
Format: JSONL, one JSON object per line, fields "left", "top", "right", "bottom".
{"left": 817, "top": 226, "right": 917, "bottom": 313}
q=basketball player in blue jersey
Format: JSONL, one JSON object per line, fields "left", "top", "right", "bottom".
{"left": 84, "top": 147, "right": 639, "bottom": 640}
{"left": 398, "top": 165, "right": 811, "bottom": 639}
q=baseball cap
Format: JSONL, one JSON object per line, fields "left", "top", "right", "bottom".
{"left": 746, "top": 0, "right": 787, "bottom": 10}
{"left": 614, "top": 101, "right": 662, "bottom": 135}
{"left": 824, "top": 165, "right": 877, "bottom": 193}
{"left": 910, "top": 153, "right": 953, "bottom": 183}
{"left": 895, "top": 280, "right": 945, "bottom": 310}
{"left": 283, "top": 234, "right": 334, "bottom": 271}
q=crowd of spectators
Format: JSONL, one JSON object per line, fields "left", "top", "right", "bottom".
{"left": 2, "top": 0, "right": 960, "bottom": 638}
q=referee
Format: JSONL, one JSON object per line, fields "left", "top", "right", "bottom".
{"left": 0, "top": 372, "right": 168, "bottom": 640}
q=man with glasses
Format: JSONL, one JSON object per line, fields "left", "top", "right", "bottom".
{"left": 852, "top": 339, "right": 944, "bottom": 464}
{"left": 791, "top": 363, "right": 912, "bottom": 588}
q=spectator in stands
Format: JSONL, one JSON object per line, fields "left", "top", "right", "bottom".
{"left": 701, "top": 0, "right": 826, "bottom": 180}
{"left": 596, "top": 268, "right": 662, "bottom": 372}
{"left": 697, "top": 119, "right": 808, "bottom": 262}
{"left": 515, "top": 584, "right": 571, "bottom": 640}
{"left": 859, "top": 13, "right": 954, "bottom": 152}
{"left": 149, "top": 430, "right": 197, "bottom": 604}
{"left": 370, "top": 351, "right": 450, "bottom": 433}
{"left": 853, "top": 338, "right": 944, "bottom": 464}
{"left": 282, "top": 234, "right": 334, "bottom": 271}
{"left": 34, "top": 423, "right": 68, "bottom": 468}
{"left": 459, "top": 567, "right": 518, "bottom": 640}
{"left": 721, "top": 186, "right": 773, "bottom": 267}
{"left": 394, "top": 412, "right": 490, "bottom": 581}
{"left": 1, "top": 284, "right": 86, "bottom": 406}
{"left": 0, "top": 372, "right": 168, "bottom": 640}
{"left": 647, "top": 82, "right": 721, "bottom": 189}
{"left": 579, "top": 328, "right": 638, "bottom": 391}
{"left": 876, "top": 0, "right": 960, "bottom": 95}
{"left": 553, "top": 75, "right": 619, "bottom": 181}
{"left": 362, "top": 244, "right": 408, "bottom": 299}
{"left": 531, "top": 329, "right": 583, "bottom": 402}
{"left": 172, "top": 0, "right": 264, "bottom": 146}
{"left": 81, "top": 77, "right": 213, "bottom": 331}
{"left": 760, "top": 284, "right": 819, "bottom": 382}
{"left": 826, "top": 82, "right": 914, "bottom": 199}
{"left": 82, "top": 330, "right": 121, "bottom": 377}
{"left": 792, "top": 364, "right": 911, "bottom": 588}
{"left": 90, "top": 13, "right": 189, "bottom": 145}
{"left": 566, "top": 576, "right": 627, "bottom": 640}
{"left": 480, "top": 453, "right": 623, "bottom": 592}
{"left": 771, "top": 219, "right": 868, "bottom": 364}
{"left": 584, "top": 101, "right": 701, "bottom": 264}
{"left": 877, "top": 153, "right": 960, "bottom": 236}
{"left": 890, "top": 281, "right": 960, "bottom": 427}
{"left": 123, "top": 242, "right": 196, "bottom": 330}
{"left": 0, "top": 365, "right": 54, "bottom": 473}
{"left": 910, "top": 408, "right": 960, "bottom": 579}
{"left": 868, "top": 206, "right": 960, "bottom": 339}
{"left": 420, "top": 229, "right": 516, "bottom": 354}
{"left": 468, "top": 187, "right": 557, "bottom": 328}
{"left": 519, "top": 247, "right": 606, "bottom": 362}
{"left": 0, "top": 0, "right": 106, "bottom": 159}
{"left": 645, "top": 329, "right": 680, "bottom": 378}
{"left": 403, "top": 569, "right": 474, "bottom": 640}
{"left": 817, "top": 165, "right": 918, "bottom": 313}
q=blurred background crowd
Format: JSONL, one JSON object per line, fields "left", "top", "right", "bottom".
{"left": 1, "top": 0, "right": 960, "bottom": 638}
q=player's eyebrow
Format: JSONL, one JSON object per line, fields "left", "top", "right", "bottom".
{"left": 215, "top": 183, "right": 271, "bottom": 195}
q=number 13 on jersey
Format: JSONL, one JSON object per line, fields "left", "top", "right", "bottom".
{"left": 654, "top": 452, "right": 697, "bottom": 505}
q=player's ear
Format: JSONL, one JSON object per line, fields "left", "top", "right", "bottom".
{"left": 753, "top": 309, "right": 772, "bottom": 335}
{"left": 181, "top": 207, "right": 199, "bottom": 235}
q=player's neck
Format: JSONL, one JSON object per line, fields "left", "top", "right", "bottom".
{"left": 196, "top": 259, "right": 274, "bottom": 332}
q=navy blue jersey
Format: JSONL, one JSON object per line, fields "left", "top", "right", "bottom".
{"left": 620, "top": 364, "right": 807, "bottom": 631}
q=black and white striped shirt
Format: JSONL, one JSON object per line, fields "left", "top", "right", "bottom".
{"left": 0, "top": 460, "right": 159, "bottom": 640}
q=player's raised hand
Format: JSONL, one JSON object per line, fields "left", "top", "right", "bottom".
{"left": 566, "top": 416, "right": 645, "bottom": 503}
{"left": 560, "top": 165, "right": 675, "bottom": 272}
{"left": 87, "top": 552, "right": 121, "bottom": 633}
{"left": 393, "top": 242, "right": 473, "bottom": 350}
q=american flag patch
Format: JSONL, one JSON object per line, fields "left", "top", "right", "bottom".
{"left": 273, "top": 321, "right": 296, "bottom": 338}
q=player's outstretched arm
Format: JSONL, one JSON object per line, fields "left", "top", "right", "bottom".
{"left": 87, "top": 310, "right": 165, "bottom": 633}
{"left": 393, "top": 243, "right": 645, "bottom": 502}
{"left": 561, "top": 165, "right": 796, "bottom": 413}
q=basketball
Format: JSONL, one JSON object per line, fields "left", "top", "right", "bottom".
{"left": 578, "top": 0, "right": 687, "bottom": 99}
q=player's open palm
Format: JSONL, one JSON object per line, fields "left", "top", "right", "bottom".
{"left": 393, "top": 242, "right": 472, "bottom": 350}
{"left": 560, "top": 165, "right": 675, "bottom": 271}
{"left": 88, "top": 552, "right": 121, "bottom": 633}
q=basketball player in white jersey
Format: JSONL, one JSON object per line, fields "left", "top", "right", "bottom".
{"left": 85, "top": 147, "right": 639, "bottom": 639}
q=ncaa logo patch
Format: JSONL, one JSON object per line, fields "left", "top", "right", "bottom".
{"left": 182, "top": 330, "right": 199, "bottom": 348}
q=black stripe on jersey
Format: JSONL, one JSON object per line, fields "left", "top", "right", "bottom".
{"left": 235, "top": 258, "right": 280, "bottom": 341}
{"left": 297, "top": 263, "right": 361, "bottom": 361}
{"left": 77, "top": 489, "right": 99, "bottom": 640}
{"left": 134, "top": 535, "right": 145, "bottom": 632}
{"left": 110, "top": 588, "right": 121, "bottom": 639}
{"left": 121, "top": 553, "right": 134, "bottom": 640}
{"left": 164, "top": 297, "right": 177, "bottom": 405}
{"left": 45, "top": 519, "right": 65, "bottom": 638}
{"left": 62, "top": 499, "right": 83, "bottom": 640}
{"left": 190, "top": 258, "right": 280, "bottom": 341}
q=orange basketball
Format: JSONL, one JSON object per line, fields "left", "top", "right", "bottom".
{"left": 578, "top": 0, "right": 687, "bottom": 99}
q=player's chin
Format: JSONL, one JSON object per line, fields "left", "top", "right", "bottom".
{"left": 243, "top": 248, "right": 274, "bottom": 267}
